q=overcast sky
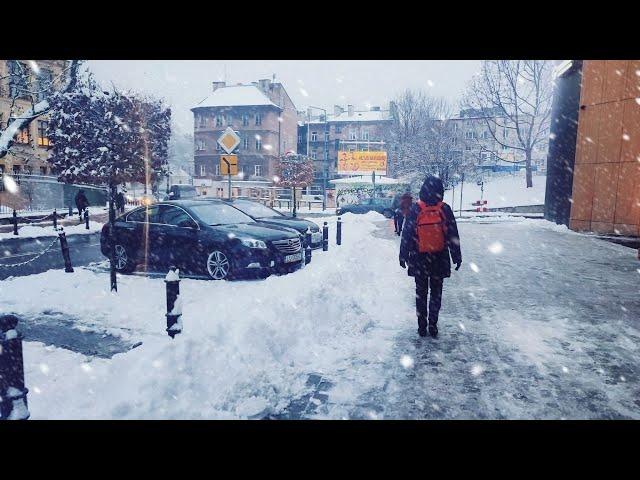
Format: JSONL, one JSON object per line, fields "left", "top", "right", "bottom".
{"left": 88, "top": 60, "right": 482, "bottom": 133}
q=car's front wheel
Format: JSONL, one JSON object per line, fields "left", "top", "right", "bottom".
{"left": 206, "top": 249, "right": 232, "bottom": 280}
{"left": 113, "top": 244, "right": 136, "bottom": 273}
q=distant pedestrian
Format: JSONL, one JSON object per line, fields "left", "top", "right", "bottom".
{"left": 116, "top": 191, "right": 125, "bottom": 214}
{"left": 399, "top": 175, "right": 462, "bottom": 338}
{"left": 75, "top": 189, "right": 89, "bottom": 218}
{"left": 394, "top": 192, "right": 413, "bottom": 236}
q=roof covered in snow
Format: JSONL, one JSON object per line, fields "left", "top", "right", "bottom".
{"left": 306, "top": 109, "right": 392, "bottom": 125}
{"left": 329, "top": 176, "right": 403, "bottom": 185}
{"left": 192, "top": 85, "right": 280, "bottom": 110}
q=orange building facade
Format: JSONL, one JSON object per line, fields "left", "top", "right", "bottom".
{"left": 570, "top": 60, "right": 640, "bottom": 236}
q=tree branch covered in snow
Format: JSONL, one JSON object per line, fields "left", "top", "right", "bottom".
{"left": 0, "top": 60, "right": 81, "bottom": 160}
{"left": 462, "top": 60, "right": 553, "bottom": 188}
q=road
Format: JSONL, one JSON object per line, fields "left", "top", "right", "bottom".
{"left": 0, "top": 233, "right": 104, "bottom": 280}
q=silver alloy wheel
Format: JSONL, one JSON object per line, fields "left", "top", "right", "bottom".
{"left": 114, "top": 244, "right": 128, "bottom": 270}
{"left": 207, "top": 250, "right": 230, "bottom": 280}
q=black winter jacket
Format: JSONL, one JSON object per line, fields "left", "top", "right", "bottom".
{"left": 399, "top": 176, "right": 462, "bottom": 279}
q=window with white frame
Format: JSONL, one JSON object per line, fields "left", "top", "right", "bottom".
{"left": 200, "top": 164, "right": 206, "bottom": 176}
{"left": 311, "top": 131, "right": 318, "bottom": 142}
{"left": 242, "top": 114, "right": 249, "bottom": 126}
{"left": 324, "top": 149, "right": 329, "bottom": 160}
{"left": 215, "top": 164, "right": 220, "bottom": 175}
{"left": 243, "top": 138, "right": 249, "bottom": 150}
{"left": 226, "top": 114, "right": 233, "bottom": 126}
{"left": 198, "top": 115, "right": 207, "bottom": 128}
{"left": 311, "top": 150, "right": 317, "bottom": 159}
{"left": 465, "top": 131, "right": 476, "bottom": 139}
{"left": 216, "top": 115, "right": 223, "bottom": 127}
{"left": 348, "top": 130, "right": 357, "bottom": 140}
{"left": 196, "top": 139, "right": 206, "bottom": 151}
{"left": 362, "top": 129, "right": 369, "bottom": 141}
{"left": 254, "top": 165, "right": 263, "bottom": 176}
{"left": 481, "top": 131, "right": 489, "bottom": 140}
{"left": 324, "top": 131, "right": 330, "bottom": 141}
{"left": 255, "top": 113, "right": 262, "bottom": 125}
{"left": 255, "top": 138, "right": 262, "bottom": 150}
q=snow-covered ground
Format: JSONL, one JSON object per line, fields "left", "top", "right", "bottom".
{"left": 0, "top": 221, "right": 103, "bottom": 240}
{"left": 445, "top": 172, "right": 546, "bottom": 210}
{"left": 3, "top": 210, "right": 640, "bottom": 419}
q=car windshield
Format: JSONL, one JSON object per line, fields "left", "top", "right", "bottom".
{"left": 174, "top": 187, "right": 197, "bottom": 198}
{"left": 189, "top": 203, "right": 255, "bottom": 225}
{"left": 234, "top": 201, "right": 284, "bottom": 218}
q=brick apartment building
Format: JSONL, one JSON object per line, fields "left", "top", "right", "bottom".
{"left": 191, "top": 79, "right": 297, "bottom": 197}
{"left": 546, "top": 60, "right": 640, "bottom": 237}
{"left": 0, "top": 60, "right": 68, "bottom": 177}
{"left": 298, "top": 104, "right": 392, "bottom": 189}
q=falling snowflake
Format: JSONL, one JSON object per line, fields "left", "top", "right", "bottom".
{"left": 299, "top": 88, "right": 309, "bottom": 97}
{"left": 635, "top": 98, "right": 640, "bottom": 105}
{"left": 585, "top": 136, "right": 594, "bottom": 143}
{"left": 549, "top": 133, "right": 556, "bottom": 140}
{"left": 427, "top": 80, "right": 434, "bottom": 87}
{"left": 28, "top": 60, "right": 40, "bottom": 74}
{"left": 39, "top": 364, "right": 50, "bottom": 374}
{"left": 487, "top": 241, "right": 503, "bottom": 254}
{"left": 620, "top": 376, "right": 626, "bottom": 382}
{"left": 81, "top": 363, "right": 92, "bottom": 372}
{"left": 33, "top": 386, "right": 42, "bottom": 394}
{"left": 562, "top": 366, "right": 569, "bottom": 373}
{"left": 623, "top": 133, "right": 630, "bottom": 141}
{"left": 471, "top": 364, "right": 484, "bottom": 376}
{"left": 469, "top": 262, "right": 480, "bottom": 273}
{"left": 263, "top": 144, "right": 273, "bottom": 151}
{"left": 400, "top": 355, "right": 414, "bottom": 369}
{"left": 459, "top": 322, "right": 466, "bottom": 331}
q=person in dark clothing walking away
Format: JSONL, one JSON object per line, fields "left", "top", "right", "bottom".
{"left": 399, "top": 175, "right": 462, "bottom": 338}
{"left": 75, "top": 189, "right": 89, "bottom": 218}
{"left": 116, "top": 191, "right": 126, "bottom": 214}
{"left": 394, "top": 192, "right": 413, "bottom": 236}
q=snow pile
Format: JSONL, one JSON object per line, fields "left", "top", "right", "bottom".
{"left": 445, "top": 172, "right": 546, "bottom": 210}
{"left": 0, "top": 221, "right": 103, "bottom": 240}
{"left": 6, "top": 211, "right": 412, "bottom": 419}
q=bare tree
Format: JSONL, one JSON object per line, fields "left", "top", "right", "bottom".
{"left": 462, "top": 60, "right": 553, "bottom": 188}
{"left": 388, "top": 89, "right": 473, "bottom": 191}
{"left": 0, "top": 60, "right": 81, "bottom": 160}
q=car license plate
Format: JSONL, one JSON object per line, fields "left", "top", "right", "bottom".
{"left": 311, "top": 232, "right": 322, "bottom": 243}
{"left": 284, "top": 252, "right": 303, "bottom": 263}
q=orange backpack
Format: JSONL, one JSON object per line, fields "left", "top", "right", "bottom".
{"left": 416, "top": 201, "right": 447, "bottom": 253}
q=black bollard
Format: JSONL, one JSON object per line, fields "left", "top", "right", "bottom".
{"left": 337, "top": 216, "right": 342, "bottom": 246}
{"left": 0, "top": 314, "right": 30, "bottom": 420}
{"left": 84, "top": 209, "right": 89, "bottom": 230}
{"left": 12, "top": 209, "right": 18, "bottom": 236}
{"left": 305, "top": 228, "right": 312, "bottom": 265}
{"left": 58, "top": 230, "right": 74, "bottom": 273}
{"left": 52, "top": 209, "right": 57, "bottom": 230}
{"left": 322, "top": 221, "right": 329, "bottom": 252}
{"left": 165, "top": 268, "right": 182, "bottom": 339}
{"left": 68, "top": 204, "right": 73, "bottom": 217}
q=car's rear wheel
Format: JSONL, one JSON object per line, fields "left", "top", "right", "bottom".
{"left": 114, "top": 244, "right": 136, "bottom": 273}
{"left": 206, "top": 249, "right": 232, "bottom": 280}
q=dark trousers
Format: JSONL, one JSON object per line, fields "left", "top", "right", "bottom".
{"left": 394, "top": 210, "right": 404, "bottom": 235}
{"left": 77, "top": 205, "right": 86, "bottom": 217}
{"left": 415, "top": 276, "right": 444, "bottom": 330}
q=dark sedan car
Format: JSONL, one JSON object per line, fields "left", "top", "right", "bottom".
{"left": 336, "top": 197, "right": 395, "bottom": 218}
{"left": 222, "top": 199, "right": 323, "bottom": 249}
{"left": 100, "top": 200, "right": 304, "bottom": 280}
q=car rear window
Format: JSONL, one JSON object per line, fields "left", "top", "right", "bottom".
{"left": 233, "top": 200, "right": 283, "bottom": 218}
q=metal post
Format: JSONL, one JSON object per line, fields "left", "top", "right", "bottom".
{"left": 108, "top": 186, "right": 117, "bottom": 292}
{"left": 337, "top": 217, "right": 342, "bottom": 246}
{"left": 165, "top": 267, "right": 182, "bottom": 339}
{"left": 292, "top": 187, "right": 297, "bottom": 218}
{"left": 12, "top": 209, "right": 18, "bottom": 236}
{"left": 305, "top": 228, "right": 312, "bottom": 265}
{"left": 53, "top": 209, "right": 57, "bottom": 230}
{"left": 322, "top": 221, "right": 329, "bottom": 251}
{"left": 68, "top": 204, "right": 72, "bottom": 217}
{"left": 372, "top": 171, "right": 376, "bottom": 201}
{"left": 459, "top": 173, "right": 464, "bottom": 218}
{"left": 58, "top": 230, "right": 74, "bottom": 273}
{"left": 84, "top": 208, "right": 89, "bottom": 230}
{"left": 0, "top": 315, "right": 30, "bottom": 420}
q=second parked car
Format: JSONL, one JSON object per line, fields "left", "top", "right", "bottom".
{"left": 100, "top": 199, "right": 305, "bottom": 280}
{"left": 222, "top": 199, "right": 323, "bottom": 249}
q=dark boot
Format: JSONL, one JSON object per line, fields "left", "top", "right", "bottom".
{"left": 428, "top": 324, "right": 438, "bottom": 338}
{"left": 418, "top": 328, "right": 427, "bottom": 337}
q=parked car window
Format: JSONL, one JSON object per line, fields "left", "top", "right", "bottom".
{"left": 127, "top": 205, "right": 160, "bottom": 223}
{"left": 190, "top": 202, "right": 255, "bottom": 226}
{"left": 233, "top": 200, "right": 283, "bottom": 218}
{"left": 159, "top": 205, "right": 194, "bottom": 226}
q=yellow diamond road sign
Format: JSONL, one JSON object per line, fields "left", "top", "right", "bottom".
{"left": 217, "top": 127, "right": 241, "bottom": 154}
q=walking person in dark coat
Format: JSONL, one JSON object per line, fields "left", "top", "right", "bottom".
{"left": 393, "top": 193, "right": 414, "bottom": 235}
{"left": 399, "top": 175, "right": 462, "bottom": 338}
{"left": 116, "top": 191, "right": 126, "bottom": 214}
{"left": 75, "top": 189, "right": 89, "bottom": 218}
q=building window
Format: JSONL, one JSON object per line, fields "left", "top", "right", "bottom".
{"left": 465, "top": 131, "right": 476, "bottom": 139}
{"left": 255, "top": 138, "right": 262, "bottom": 150}
{"left": 324, "top": 150, "right": 329, "bottom": 160}
{"left": 503, "top": 128, "right": 509, "bottom": 139}
{"left": 254, "top": 165, "right": 263, "bottom": 176}
{"left": 198, "top": 115, "right": 207, "bottom": 128}
{"left": 255, "top": 113, "right": 262, "bottom": 126}
{"left": 226, "top": 114, "right": 233, "bottom": 126}
{"left": 196, "top": 139, "right": 206, "bottom": 151}
{"left": 243, "top": 138, "right": 249, "bottom": 150}
{"left": 465, "top": 145, "right": 472, "bottom": 151}
{"left": 335, "top": 126, "right": 342, "bottom": 134}
{"left": 311, "top": 131, "right": 318, "bottom": 142}
{"left": 215, "top": 164, "right": 220, "bottom": 175}
{"left": 216, "top": 115, "right": 223, "bottom": 127}
{"left": 480, "top": 131, "right": 489, "bottom": 140}
{"left": 362, "top": 130, "right": 369, "bottom": 141}
{"left": 37, "top": 120, "right": 49, "bottom": 147}
{"left": 298, "top": 134, "right": 302, "bottom": 144}
{"left": 453, "top": 123, "right": 458, "bottom": 132}
{"left": 242, "top": 114, "right": 249, "bottom": 126}
{"left": 311, "top": 150, "right": 317, "bottom": 159}
{"left": 13, "top": 165, "right": 21, "bottom": 175}
{"left": 324, "top": 131, "right": 330, "bottom": 141}
{"left": 200, "top": 165, "right": 206, "bottom": 176}
{"left": 348, "top": 130, "right": 356, "bottom": 140}
{"left": 451, "top": 137, "right": 457, "bottom": 145}
{"left": 11, "top": 119, "right": 30, "bottom": 144}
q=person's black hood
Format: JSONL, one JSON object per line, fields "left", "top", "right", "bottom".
{"left": 419, "top": 175, "right": 444, "bottom": 205}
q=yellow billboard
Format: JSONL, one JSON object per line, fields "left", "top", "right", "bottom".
{"left": 337, "top": 151, "right": 387, "bottom": 175}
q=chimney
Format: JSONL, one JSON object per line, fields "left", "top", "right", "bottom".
{"left": 347, "top": 104, "right": 354, "bottom": 116}
{"left": 334, "top": 105, "right": 344, "bottom": 115}
{"left": 212, "top": 81, "right": 226, "bottom": 92}
{"left": 258, "top": 79, "right": 271, "bottom": 92}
